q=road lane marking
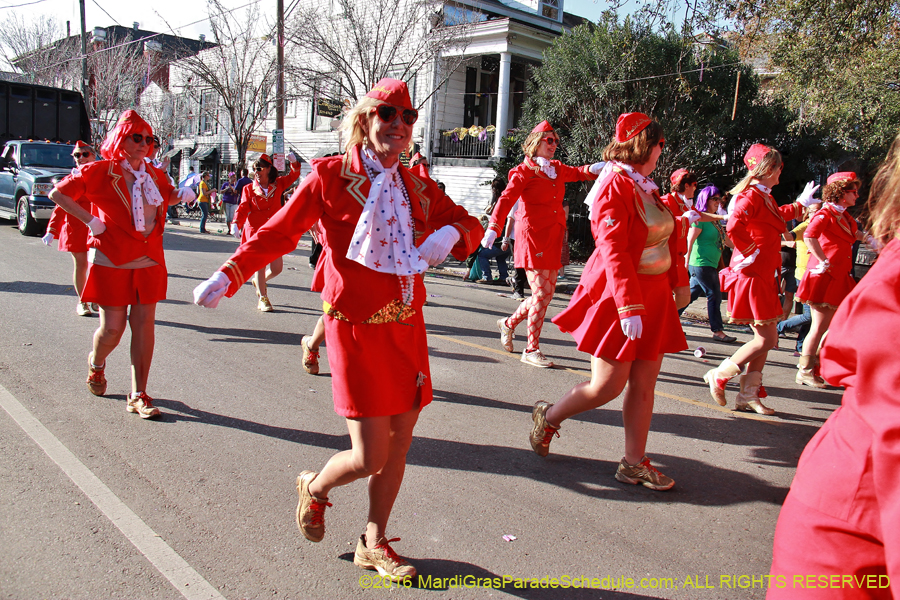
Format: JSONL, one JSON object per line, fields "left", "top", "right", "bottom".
{"left": 429, "top": 333, "right": 776, "bottom": 422}
{"left": 0, "top": 384, "right": 226, "bottom": 600}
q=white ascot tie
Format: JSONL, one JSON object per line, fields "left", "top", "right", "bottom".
{"left": 534, "top": 156, "right": 557, "bottom": 179}
{"left": 347, "top": 149, "right": 428, "bottom": 283}
{"left": 825, "top": 202, "right": 847, "bottom": 214}
{"left": 583, "top": 161, "right": 659, "bottom": 221}
{"left": 119, "top": 160, "right": 165, "bottom": 232}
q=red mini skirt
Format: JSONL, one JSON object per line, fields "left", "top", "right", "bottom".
{"left": 796, "top": 270, "right": 855, "bottom": 311}
{"left": 57, "top": 217, "right": 89, "bottom": 253}
{"left": 553, "top": 272, "right": 687, "bottom": 362}
{"left": 81, "top": 264, "right": 168, "bottom": 306}
{"left": 323, "top": 311, "right": 432, "bottom": 418}
{"left": 721, "top": 267, "right": 783, "bottom": 325}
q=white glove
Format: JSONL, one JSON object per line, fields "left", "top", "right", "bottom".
{"left": 287, "top": 151, "right": 298, "bottom": 164}
{"left": 589, "top": 161, "right": 607, "bottom": 175}
{"left": 865, "top": 234, "right": 884, "bottom": 253}
{"left": 733, "top": 248, "right": 760, "bottom": 271}
{"left": 500, "top": 237, "right": 510, "bottom": 251}
{"left": 620, "top": 316, "right": 643, "bottom": 340}
{"left": 481, "top": 229, "right": 498, "bottom": 249}
{"left": 86, "top": 217, "right": 106, "bottom": 236}
{"left": 230, "top": 223, "right": 241, "bottom": 239}
{"left": 685, "top": 209, "right": 702, "bottom": 224}
{"left": 417, "top": 225, "right": 461, "bottom": 266}
{"left": 177, "top": 187, "right": 197, "bottom": 203}
{"left": 796, "top": 181, "right": 820, "bottom": 207}
{"left": 41, "top": 232, "right": 55, "bottom": 246}
{"left": 193, "top": 271, "right": 230, "bottom": 308}
{"left": 810, "top": 259, "right": 830, "bottom": 275}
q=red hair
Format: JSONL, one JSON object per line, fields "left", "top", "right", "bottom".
{"left": 100, "top": 110, "right": 152, "bottom": 162}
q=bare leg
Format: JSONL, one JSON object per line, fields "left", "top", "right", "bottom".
{"left": 801, "top": 306, "right": 835, "bottom": 359}
{"left": 265, "top": 256, "right": 284, "bottom": 283}
{"left": 128, "top": 303, "right": 157, "bottom": 394}
{"left": 622, "top": 355, "right": 664, "bottom": 464}
{"left": 309, "top": 315, "right": 326, "bottom": 350}
{"left": 365, "top": 409, "right": 419, "bottom": 547}
{"left": 92, "top": 306, "right": 127, "bottom": 366}
{"left": 545, "top": 354, "right": 631, "bottom": 426}
{"left": 255, "top": 257, "right": 284, "bottom": 297}
{"left": 71, "top": 252, "right": 88, "bottom": 299}
{"left": 729, "top": 322, "right": 778, "bottom": 371}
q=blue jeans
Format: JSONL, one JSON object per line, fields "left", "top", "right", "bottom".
{"left": 778, "top": 303, "right": 811, "bottom": 352}
{"left": 476, "top": 244, "right": 510, "bottom": 281}
{"left": 224, "top": 203, "right": 237, "bottom": 227}
{"left": 199, "top": 201, "right": 209, "bottom": 232}
{"left": 688, "top": 265, "right": 724, "bottom": 333}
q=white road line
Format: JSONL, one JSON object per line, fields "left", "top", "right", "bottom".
{"left": 0, "top": 383, "right": 226, "bottom": 600}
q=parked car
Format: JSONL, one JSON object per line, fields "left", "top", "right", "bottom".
{"left": 853, "top": 242, "right": 878, "bottom": 281}
{"left": 0, "top": 140, "right": 75, "bottom": 235}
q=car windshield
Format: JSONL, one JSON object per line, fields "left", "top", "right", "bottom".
{"left": 19, "top": 144, "right": 76, "bottom": 168}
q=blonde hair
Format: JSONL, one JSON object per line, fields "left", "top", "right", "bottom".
{"left": 728, "top": 148, "right": 783, "bottom": 196}
{"left": 868, "top": 132, "right": 900, "bottom": 243}
{"left": 341, "top": 96, "right": 414, "bottom": 159}
{"left": 522, "top": 131, "right": 559, "bottom": 158}
{"left": 602, "top": 121, "right": 663, "bottom": 166}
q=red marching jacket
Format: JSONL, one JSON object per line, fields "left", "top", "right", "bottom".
{"left": 803, "top": 204, "right": 858, "bottom": 276}
{"left": 233, "top": 161, "right": 303, "bottom": 243}
{"left": 219, "top": 147, "right": 483, "bottom": 323}
{"left": 659, "top": 192, "right": 693, "bottom": 286}
{"left": 54, "top": 160, "right": 175, "bottom": 266}
{"left": 726, "top": 186, "right": 804, "bottom": 278}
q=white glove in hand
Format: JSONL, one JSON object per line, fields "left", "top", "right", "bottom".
{"left": 865, "top": 234, "right": 884, "bottom": 252}
{"left": 481, "top": 229, "right": 498, "bottom": 249}
{"left": 685, "top": 209, "right": 702, "bottom": 224}
{"left": 41, "top": 232, "right": 55, "bottom": 246}
{"left": 417, "top": 225, "right": 461, "bottom": 266}
{"left": 733, "top": 248, "right": 760, "bottom": 271}
{"left": 230, "top": 223, "right": 241, "bottom": 239}
{"left": 796, "top": 181, "right": 821, "bottom": 207}
{"left": 620, "top": 316, "right": 643, "bottom": 341}
{"left": 86, "top": 217, "right": 106, "bottom": 236}
{"left": 810, "top": 259, "right": 830, "bottom": 275}
{"left": 193, "top": 271, "right": 230, "bottom": 308}
{"left": 177, "top": 187, "right": 197, "bottom": 203}
{"left": 589, "top": 161, "right": 607, "bottom": 175}
{"left": 287, "top": 152, "right": 298, "bottom": 164}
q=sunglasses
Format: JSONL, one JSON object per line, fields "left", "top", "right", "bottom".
{"left": 151, "top": 136, "right": 160, "bottom": 147}
{"left": 543, "top": 137, "right": 559, "bottom": 146}
{"left": 72, "top": 151, "right": 92, "bottom": 158}
{"left": 372, "top": 104, "right": 418, "bottom": 126}
{"left": 129, "top": 133, "right": 152, "bottom": 145}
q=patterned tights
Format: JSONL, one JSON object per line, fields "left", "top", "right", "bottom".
{"left": 506, "top": 269, "right": 557, "bottom": 352}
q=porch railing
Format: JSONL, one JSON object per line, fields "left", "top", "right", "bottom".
{"left": 435, "top": 126, "right": 495, "bottom": 158}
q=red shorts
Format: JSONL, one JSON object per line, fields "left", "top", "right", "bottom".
{"left": 81, "top": 264, "right": 167, "bottom": 306}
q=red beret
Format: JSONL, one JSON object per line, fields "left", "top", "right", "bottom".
{"left": 743, "top": 144, "right": 772, "bottom": 170}
{"left": 74, "top": 140, "right": 91, "bottom": 149}
{"left": 366, "top": 78, "right": 413, "bottom": 110}
{"left": 670, "top": 168, "right": 692, "bottom": 186}
{"left": 615, "top": 113, "right": 652, "bottom": 143}
{"left": 826, "top": 171, "right": 858, "bottom": 185}
{"left": 531, "top": 120, "right": 555, "bottom": 134}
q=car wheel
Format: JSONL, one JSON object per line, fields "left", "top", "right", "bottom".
{"left": 16, "top": 196, "right": 40, "bottom": 236}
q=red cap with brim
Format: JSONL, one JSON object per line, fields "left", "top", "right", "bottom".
{"left": 531, "top": 120, "right": 554, "bottom": 134}
{"left": 743, "top": 143, "right": 772, "bottom": 170}
{"left": 670, "top": 168, "right": 691, "bottom": 186}
{"left": 366, "top": 78, "right": 413, "bottom": 110}
{"left": 259, "top": 154, "right": 272, "bottom": 165}
{"left": 827, "top": 171, "right": 858, "bottom": 185}
{"left": 615, "top": 113, "right": 652, "bottom": 143}
{"left": 74, "top": 140, "right": 91, "bottom": 149}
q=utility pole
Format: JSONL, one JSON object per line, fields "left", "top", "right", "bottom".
{"left": 276, "top": 0, "right": 284, "bottom": 130}
{"left": 79, "top": 0, "right": 89, "bottom": 116}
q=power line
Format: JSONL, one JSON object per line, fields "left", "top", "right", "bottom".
{"left": 90, "top": 0, "right": 121, "bottom": 27}
{"left": 0, "top": 0, "right": 50, "bottom": 8}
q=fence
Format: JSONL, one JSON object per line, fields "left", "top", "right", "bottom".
{"left": 436, "top": 129, "right": 495, "bottom": 158}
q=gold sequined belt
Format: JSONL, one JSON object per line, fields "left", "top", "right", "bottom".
{"left": 324, "top": 299, "right": 416, "bottom": 324}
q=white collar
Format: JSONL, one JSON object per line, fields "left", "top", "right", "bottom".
{"left": 826, "top": 202, "right": 847, "bottom": 214}
{"left": 754, "top": 183, "right": 772, "bottom": 194}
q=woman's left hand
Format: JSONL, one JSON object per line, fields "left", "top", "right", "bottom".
{"left": 674, "top": 285, "right": 691, "bottom": 309}
{"left": 418, "top": 225, "right": 461, "bottom": 266}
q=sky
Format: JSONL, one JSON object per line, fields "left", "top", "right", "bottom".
{"left": 16, "top": 0, "right": 618, "bottom": 42}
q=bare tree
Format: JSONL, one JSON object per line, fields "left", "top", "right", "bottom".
{"left": 88, "top": 32, "right": 152, "bottom": 134}
{"left": 285, "top": 0, "right": 476, "bottom": 108}
{"left": 171, "top": 0, "right": 277, "bottom": 167}
{"left": 0, "top": 15, "right": 79, "bottom": 88}
{"left": 139, "top": 82, "right": 177, "bottom": 148}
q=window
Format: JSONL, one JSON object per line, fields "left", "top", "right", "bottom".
{"left": 541, "top": 0, "right": 559, "bottom": 20}
{"left": 285, "top": 98, "right": 298, "bottom": 119}
{"left": 199, "top": 90, "right": 218, "bottom": 135}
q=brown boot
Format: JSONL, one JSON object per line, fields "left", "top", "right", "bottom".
{"left": 702, "top": 359, "right": 741, "bottom": 406}
{"left": 734, "top": 371, "right": 775, "bottom": 415}
{"left": 796, "top": 355, "right": 825, "bottom": 389}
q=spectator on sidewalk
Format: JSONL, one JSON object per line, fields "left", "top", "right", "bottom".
{"left": 220, "top": 172, "right": 239, "bottom": 228}
{"left": 198, "top": 172, "right": 212, "bottom": 234}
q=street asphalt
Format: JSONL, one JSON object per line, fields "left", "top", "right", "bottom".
{"left": 0, "top": 218, "right": 843, "bottom": 599}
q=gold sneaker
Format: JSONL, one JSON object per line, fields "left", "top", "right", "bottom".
{"left": 295, "top": 471, "right": 331, "bottom": 542}
{"left": 258, "top": 296, "right": 274, "bottom": 312}
{"left": 353, "top": 535, "right": 417, "bottom": 582}
{"left": 301, "top": 335, "right": 320, "bottom": 375}
{"left": 86, "top": 353, "right": 107, "bottom": 396}
{"left": 497, "top": 318, "right": 514, "bottom": 352}
{"left": 529, "top": 401, "right": 560, "bottom": 457}
{"left": 615, "top": 456, "right": 675, "bottom": 491}
{"left": 521, "top": 348, "right": 553, "bottom": 368}
{"left": 126, "top": 392, "right": 161, "bottom": 419}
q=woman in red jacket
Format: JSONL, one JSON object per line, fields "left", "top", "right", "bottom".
{"left": 231, "top": 152, "right": 302, "bottom": 311}
{"left": 767, "top": 134, "right": 899, "bottom": 600}
{"left": 483, "top": 121, "right": 602, "bottom": 368}
{"left": 703, "top": 144, "right": 817, "bottom": 415}
{"left": 42, "top": 140, "right": 96, "bottom": 316}
{"left": 194, "top": 79, "right": 481, "bottom": 581}
{"left": 529, "top": 112, "right": 688, "bottom": 491}
{"left": 794, "top": 172, "right": 880, "bottom": 387}
{"left": 48, "top": 110, "right": 194, "bottom": 418}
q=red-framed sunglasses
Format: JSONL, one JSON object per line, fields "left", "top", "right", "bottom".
{"left": 372, "top": 104, "right": 418, "bottom": 126}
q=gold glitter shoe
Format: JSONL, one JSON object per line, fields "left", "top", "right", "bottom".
{"left": 295, "top": 471, "right": 330, "bottom": 542}
{"left": 126, "top": 392, "right": 161, "bottom": 419}
{"left": 497, "top": 317, "right": 514, "bottom": 352}
{"left": 529, "top": 401, "right": 560, "bottom": 457}
{"left": 258, "top": 296, "right": 274, "bottom": 312}
{"left": 615, "top": 456, "right": 675, "bottom": 491}
{"left": 86, "top": 353, "right": 107, "bottom": 396}
{"left": 301, "top": 335, "right": 320, "bottom": 375}
{"left": 353, "top": 534, "right": 417, "bottom": 582}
